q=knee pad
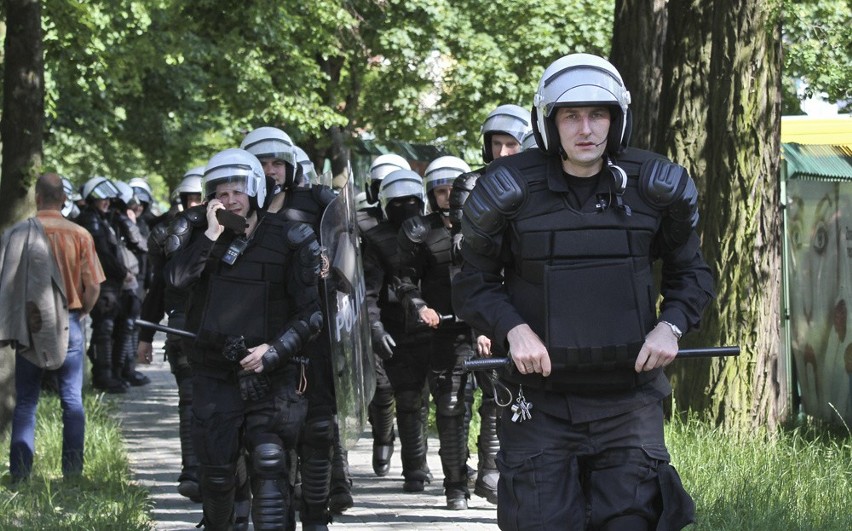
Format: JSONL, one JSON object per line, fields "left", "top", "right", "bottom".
{"left": 201, "top": 462, "right": 237, "bottom": 495}
{"left": 302, "top": 417, "right": 335, "bottom": 449}
{"left": 252, "top": 442, "right": 286, "bottom": 478}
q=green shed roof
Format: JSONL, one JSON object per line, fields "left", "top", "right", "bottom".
{"left": 782, "top": 143, "right": 852, "bottom": 182}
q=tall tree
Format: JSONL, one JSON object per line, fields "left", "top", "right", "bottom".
{"left": 0, "top": 0, "right": 44, "bottom": 436}
{"left": 0, "top": 0, "right": 42, "bottom": 230}
{"left": 609, "top": 0, "right": 667, "bottom": 152}
{"left": 654, "top": 0, "right": 785, "bottom": 431}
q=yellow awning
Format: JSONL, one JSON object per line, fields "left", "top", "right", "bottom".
{"left": 781, "top": 116, "right": 852, "bottom": 146}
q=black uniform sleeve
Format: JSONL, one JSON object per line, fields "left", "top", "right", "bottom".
{"left": 451, "top": 205, "right": 526, "bottom": 353}
{"left": 164, "top": 227, "right": 216, "bottom": 290}
{"left": 80, "top": 213, "right": 127, "bottom": 282}
{"left": 654, "top": 230, "right": 715, "bottom": 334}
{"left": 138, "top": 271, "right": 165, "bottom": 343}
{"left": 361, "top": 231, "right": 386, "bottom": 326}
{"left": 395, "top": 220, "right": 429, "bottom": 317}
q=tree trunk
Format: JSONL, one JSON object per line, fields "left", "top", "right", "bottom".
{"left": 0, "top": 0, "right": 43, "bottom": 230}
{"left": 609, "top": 0, "right": 667, "bottom": 152}
{"left": 661, "top": 0, "right": 785, "bottom": 431}
{"left": 0, "top": 0, "right": 44, "bottom": 436}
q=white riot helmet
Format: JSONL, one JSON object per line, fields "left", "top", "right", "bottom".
{"left": 367, "top": 153, "right": 410, "bottom": 204}
{"left": 113, "top": 181, "right": 139, "bottom": 208}
{"left": 481, "top": 104, "right": 532, "bottom": 163}
{"left": 128, "top": 177, "right": 154, "bottom": 206}
{"left": 82, "top": 176, "right": 121, "bottom": 201}
{"left": 532, "top": 53, "right": 631, "bottom": 157}
{"left": 203, "top": 148, "right": 267, "bottom": 212}
{"left": 378, "top": 169, "right": 425, "bottom": 221}
{"left": 423, "top": 156, "right": 471, "bottom": 214}
{"left": 174, "top": 166, "right": 205, "bottom": 209}
{"left": 61, "top": 177, "right": 81, "bottom": 218}
{"left": 240, "top": 127, "right": 298, "bottom": 190}
{"left": 294, "top": 146, "right": 317, "bottom": 186}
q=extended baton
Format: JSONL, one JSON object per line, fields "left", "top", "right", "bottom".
{"left": 463, "top": 346, "right": 741, "bottom": 371}
{"left": 135, "top": 319, "right": 197, "bottom": 339}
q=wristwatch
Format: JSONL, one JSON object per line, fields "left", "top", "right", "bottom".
{"left": 660, "top": 320, "right": 683, "bottom": 340}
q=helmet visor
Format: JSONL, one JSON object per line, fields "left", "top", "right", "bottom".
{"left": 540, "top": 65, "right": 625, "bottom": 118}
{"left": 482, "top": 114, "right": 530, "bottom": 143}
{"left": 89, "top": 180, "right": 121, "bottom": 200}
{"left": 242, "top": 138, "right": 296, "bottom": 167}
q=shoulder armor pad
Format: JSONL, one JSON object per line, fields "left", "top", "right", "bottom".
{"left": 164, "top": 214, "right": 195, "bottom": 256}
{"left": 449, "top": 169, "right": 483, "bottom": 225}
{"left": 183, "top": 205, "right": 208, "bottom": 227}
{"left": 77, "top": 210, "right": 101, "bottom": 234}
{"left": 463, "top": 164, "right": 525, "bottom": 234}
{"left": 313, "top": 185, "right": 337, "bottom": 208}
{"left": 638, "top": 159, "right": 690, "bottom": 209}
{"left": 401, "top": 216, "right": 429, "bottom": 244}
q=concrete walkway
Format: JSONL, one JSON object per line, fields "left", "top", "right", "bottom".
{"left": 119, "top": 333, "right": 499, "bottom": 530}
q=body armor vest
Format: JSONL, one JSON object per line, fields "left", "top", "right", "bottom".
{"left": 363, "top": 221, "right": 407, "bottom": 332}
{"left": 499, "top": 151, "right": 664, "bottom": 393}
{"left": 186, "top": 214, "right": 298, "bottom": 373}
{"left": 400, "top": 213, "right": 456, "bottom": 318}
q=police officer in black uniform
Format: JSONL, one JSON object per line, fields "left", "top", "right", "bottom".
{"left": 358, "top": 153, "right": 411, "bottom": 477}
{"left": 110, "top": 181, "right": 150, "bottom": 387}
{"left": 241, "top": 127, "right": 349, "bottom": 528}
{"left": 166, "top": 148, "right": 323, "bottom": 530}
{"left": 396, "top": 156, "right": 477, "bottom": 510}
{"left": 137, "top": 166, "right": 205, "bottom": 501}
{"left": 448, "top": 103, "right": 532, "bottom": 505}
{"left": 362, "top": 169, "right": 434, "bottom": 493}
{"left": 452, "top": 53, "right": 715, "bottom": 530}
{"left": 77, "top": 176, "right": 132, "bottom": 394}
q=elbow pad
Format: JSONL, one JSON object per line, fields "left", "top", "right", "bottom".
{"left": 461, "top": 165, "right": 525, "bottom": 258}
{"left": 287, "top": 223, "right": 322, "bottom": 286}
{"left": 271, "top": 311, "right": 325, "bottom": 361}
{"left": 639, "top": 159, "right": 699, "bottom": 246}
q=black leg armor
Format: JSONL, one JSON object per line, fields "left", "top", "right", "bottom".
{"left": 199, "top": 462, "right": 237, "bottom": 531}
{"left": 299, "top": 416, "right": 334, "bottom": 527}
{"left": 250, "top": 442, "right": 291, "bottom": 531}
{"left": 394, "top": 389, "right": 429, "bottom": 490}
{"left": 327, "top": 420, "right": 353, "bottom": 514}
{"left": 368, "top": 358, "right": 395, "bottom": 476}
{"left": 474, "top": 372, "right": 500, "bottom": 504}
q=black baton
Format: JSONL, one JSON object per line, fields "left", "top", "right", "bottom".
{"left": 134, "top": 319, "right": 197, "bottom": 339}
{"left": 463, "top": 346, "right": 741, "bottom": 371}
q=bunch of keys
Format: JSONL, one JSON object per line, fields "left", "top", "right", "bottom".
{"left": 510, "top": 385, "right": 533, "bottom": 423}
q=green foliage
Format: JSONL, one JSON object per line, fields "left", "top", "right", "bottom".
{"left": 782, "top": 0, "right": 851, "bottom": 112}
{"left": 668, "top": 414, "right": 852, "bottom": 530}
{"left": 0, "top": 393, "right": 152, "bottom": 530}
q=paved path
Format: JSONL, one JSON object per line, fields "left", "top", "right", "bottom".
{"left": 119, "top": 333, "right": 499, "bottom": 530}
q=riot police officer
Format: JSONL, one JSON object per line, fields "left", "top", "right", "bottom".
{"left": 362, "top": 169, "right": 434, "bottom": 492}
{"left": 165, "top": 148, "right": 323, "bottom": 530}
{"left": 452, "top": 53, "right": 715, "bottom": 530}
{"left": 241, "top": 126, "right": 351, "bottom": 527}
{"left": 76, "top": 176, "right": 132, "bottom": 394}
{"left": 396, "top": 156, "right": 476, "bottom": 509}
{"left": 137, "top": 166, "right": 205, "bottom": 501}
{"left": 111, "top": 181, "right": 150, "bottom": 387}
{"left": 357, "top": 153, "right": 411, "bottom": 477}
{"left": 448, "top": 103, "right": 532, "bottom": 505}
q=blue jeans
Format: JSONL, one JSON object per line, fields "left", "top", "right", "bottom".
{"left": 9, "top": 311, "right": 86, "bottom": 479}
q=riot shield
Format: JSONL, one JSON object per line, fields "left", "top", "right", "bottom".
{"left": 319, "top": 174, "right": 375, "bottom": 449}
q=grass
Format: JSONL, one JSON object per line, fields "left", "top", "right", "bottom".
{"left": 2, "top": 383, "right": 850, "bottom": 530}
{"left": 668, "top": 414, "right": 852, "bottom": 530}
{"left": 0, "top": 391, "right": 152, "bottom": 530}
